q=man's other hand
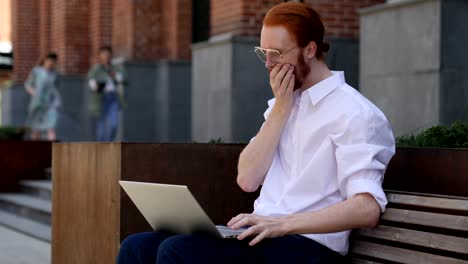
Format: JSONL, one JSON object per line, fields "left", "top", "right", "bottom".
{"left": 227, "top": 213, "right": 290, "bottom": 246}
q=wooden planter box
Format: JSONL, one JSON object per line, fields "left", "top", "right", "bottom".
{"left": 0, "top": 140, "right": 52, "bottom": 192}
{"left": 384, "top": 147, "right": 468, "bottom": 197}
{"left": 52, "top": 143, "right": 258, "bottom": 264}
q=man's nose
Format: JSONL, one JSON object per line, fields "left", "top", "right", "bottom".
{"left": 265, "top": 56, "right": 275, "bottom": 69}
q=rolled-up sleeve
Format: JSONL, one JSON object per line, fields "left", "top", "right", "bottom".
{"left": 250, "top": 98, "right": 276, "bottom": 143}
{"left": 333, "top": 108, "right": 395, "bottom": 212}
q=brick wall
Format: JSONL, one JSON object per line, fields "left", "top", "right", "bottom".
{"left": 304, "top": 0, "right": 385, "bottom": 39}
{"left": 50, "top": 0, "right": 63, "bottom": 68}
{"left": 211, "top": 0, "right": 283, "bottom": 37}
{"left": 38, "top": 0, "right": 51, "bottom": 58}
{"left": 12, "top": 0, "right": 112, "bottom": 79}
{"left": 112, "top": 0, "right": 163, "bottom": 61}
{"left": 211, "top": 0, "right": 385, "bottom": 39}
{"left": 10, "top": 0, "right": 386, "bottom": 79}
{"left": 90, "top": 0, "right": 112, "bottom": 64}
{"left": 133, "top": 0, "right": 163, "bottom": 60}
{"left": 11, "top": 0, "right": 39, "bottom": 81}
{"left": 112, "top": 0, "right": 134, "bottom": 59}
{"left": 53, "top": 0, "right": 91, "bottom": 74}
{"left": 161, "top": 0, "right": 177, "bottom": 59}
{"left": 51, "top": 0, "right": 91, "bottom": 75}
{"left": 10, "top": 0, "right": 386, "bottom": 80}
{"left": 211, "top": 0, "right": 242, "bottom": 37}
{"left": 176, "top": 0, "right": 193, "bottom": 60}
{"left": 161, "top": 0, "right": 192, "bottom": 60}
{"left": 113, "top": 0, "right": 192, "bottom": 61}
{"left": 11, "top": 0, "right": 193, "bottom": 79}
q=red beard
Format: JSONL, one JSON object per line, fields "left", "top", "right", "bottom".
{"left": 294, "top": 55, "right": 310, "bottom": 90}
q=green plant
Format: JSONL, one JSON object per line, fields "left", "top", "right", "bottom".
{"left": 0, "top": 126, "right": 28, "bottom": 141}
{"left": 208, "top": 138, "right": 224, "bottom": 144}
{"left": 396, "top": 121, "right": 468, "bottom": 148}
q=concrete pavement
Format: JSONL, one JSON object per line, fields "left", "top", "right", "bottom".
{"left": 0, "top": 225, "right": 50, "bottom": 264}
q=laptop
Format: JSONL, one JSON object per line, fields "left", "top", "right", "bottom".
{"left": 119, "top": 180, "right": 246, "bottom": 238}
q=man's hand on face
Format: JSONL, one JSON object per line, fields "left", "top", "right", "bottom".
{"left": 270, "top": 64, "right": 295, "bottom": 116}
{"left": 227, "top": 213, "right": 289, "bottom": 246}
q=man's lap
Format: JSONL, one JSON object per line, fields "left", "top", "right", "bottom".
{"left": 117, "top": 231, "right": 344, "bottom": 264}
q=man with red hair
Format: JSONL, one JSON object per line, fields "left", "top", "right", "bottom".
{"left": 117, "top": 2, "right": 395, "bottom": 263}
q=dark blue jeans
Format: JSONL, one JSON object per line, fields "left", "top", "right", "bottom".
{"left": 117, "top": 231, "right": 345, "bottom": 264}
{"left": 96, "top": 92, "right": 119, "bottom": 142}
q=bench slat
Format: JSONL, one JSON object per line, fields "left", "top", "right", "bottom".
{"left": 351, "top": 258, "right": 383, "bottom": 264}
{"left": 351, "top": 241, "right": 468, "bottom": 264}
{"left": 382, "top": 208, "right": 468, "bottom": 232}
{"left": 385, "top": 190, "right": 468, "bottom": 201}
{"left": 386, "top": 193, "right": 468, "bottom": 215}
{"left": 357, "top": 225, "right": 468, "bottom": 254}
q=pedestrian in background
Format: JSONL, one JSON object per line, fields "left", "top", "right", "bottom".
{"left": 86, "top": 46, "right": 126, "bottom": 142}
{"left": 25, "top": 52, "right": 61, "bottom": 141}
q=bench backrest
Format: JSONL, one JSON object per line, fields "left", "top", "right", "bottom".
{"left": 350, "top": 191, "right": 468, "bottom": 264}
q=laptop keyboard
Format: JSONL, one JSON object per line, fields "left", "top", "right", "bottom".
{"left": 216, "top": 226, "right": 245, "bottom": 238}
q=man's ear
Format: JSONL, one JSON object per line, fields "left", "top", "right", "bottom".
{"left": 304, "top": 41, "right": 317, "bottom": 60}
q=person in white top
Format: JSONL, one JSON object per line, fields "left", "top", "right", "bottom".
{"left": 117, "top": 2, "right": 394, "bottom": 263}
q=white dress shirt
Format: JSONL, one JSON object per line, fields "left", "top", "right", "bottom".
{"left": 252, "top": 71, "right": 395, "bottom": 256}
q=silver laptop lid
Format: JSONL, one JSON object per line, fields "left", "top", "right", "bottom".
{"left": 119, "top": 181, "right": 222, "bottom": 238}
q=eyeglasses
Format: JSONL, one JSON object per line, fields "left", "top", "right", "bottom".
{"left": 254, "top": 46, "right": 297, "bottom": 64}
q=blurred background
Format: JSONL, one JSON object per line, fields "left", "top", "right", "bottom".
{"left": 1, "top": 0, "right": 465, "bottom": 143}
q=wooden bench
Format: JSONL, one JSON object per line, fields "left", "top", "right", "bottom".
{"left": 350, "top": 191, "right": 468, "bottom": 264}
{"left": 52, "top": 143, "right": 468, "bottom": 263}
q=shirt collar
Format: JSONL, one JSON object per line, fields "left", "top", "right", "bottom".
{"left": 304, "top": 71, "right": 345, "bottom": 105}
